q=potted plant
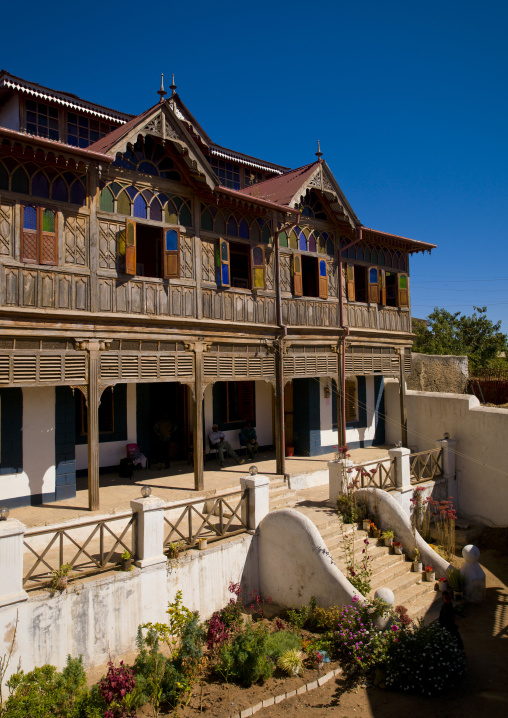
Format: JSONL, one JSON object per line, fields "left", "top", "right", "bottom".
{"left": 424, "top": 565, "right": 435, "bottom": 582}
{"left": 362, "top": 517, "right": 371, "bottom": 531}
{"left": 438, "top": 576, "right": 448, "bottom": 592}
{"left": 370, "top": 522, "right": 381, "bottom": 539}
{"left": 50, "top": 563, "right": 73, "bottom": 593}
{"left": 447, "top": 567, "right": 466, "bottom": 600}
{"left": 121, "top": 550, "right": 133, "bottom": 571}
{"left": 412, "top": 548, "right": 422, "bottom": 573}
{"left": 381, "top": 530, "right": 394, "bottom": 547}
{"left": 393, "top": 540, "right": 403, "bottom": 555}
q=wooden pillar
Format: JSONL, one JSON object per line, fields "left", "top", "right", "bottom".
{"left": 88, "top": 166, "right": 99, "bottom": 314}
{"left": 192, "top": 344, "right": 204, "bottom": 491}
{"left": 337, "top": 341, "right": 346, "bottom": 447}
{"left": 399, "top": 349, "right": 408, "bottom": 447}
{"left": 87, "top": 341, "right": 100, "bottom": 510}
{"left": 275, "top": 340, "right": 285, "bottom": 477}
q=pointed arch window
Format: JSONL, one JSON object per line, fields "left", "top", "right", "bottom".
{"left": 21, "top": 204, "right": 58, "bottom": 265}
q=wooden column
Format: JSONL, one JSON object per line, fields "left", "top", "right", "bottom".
{"left": 336, "top": 341, "right": 346, "bottom": 447}
{"left": 192, "top": 344, "right": 205, "bottom": 491}
{"left": 87, "top": 341, "right": 101, "bottom": 510}
{"left": 88, "top": 166, "right": 99, "bottom": 314}
{"left": 398, "top": 349, "right": 408, "bottom": 447}
{"left": 275, "top": 340, "right": 285, "bottom": 477}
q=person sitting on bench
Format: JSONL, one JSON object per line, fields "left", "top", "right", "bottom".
{"left": 240, "top": 421, "right": 259, "bottom": 460}
{"left": 209, "top": 424, "right": 245, "bottom": 467}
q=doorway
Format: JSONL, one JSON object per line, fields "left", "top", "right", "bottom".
{"left": 136, "top": 382, "right": 191, "bottom": 464}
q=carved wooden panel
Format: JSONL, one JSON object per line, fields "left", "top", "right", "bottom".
{"left": 280, "top": 254, "right": 291, "bottom": 293}
{"left": 4, "top": 268, "right": 18, "bottom": 305}
{"left": 345, "top": 304, "right": 411, "bottom": 333}
{"left": 283, "top": 353, "right": 338, "bottom": 378}
{"left": 201, "top": 239, "right": 216, "bottom": 283}
{"left": 203, "top": 353, "right": 275, "bottom": 380}
{"left": 23, "top": 271, "right": 37, "bottom": 306}
{"left": 41, "top": 273, "right": 54, "bottom": 307}
{"left": 202, "top": 290, "right": 276, "bottom": 325}
{"left": 345, "top": 349, "right": 399, "bottom": 376}
{"left": 282, "top": 299, "right": 339, "bottom": 327}
{"left": 99, "top": 220, "right": 122, "bottom": 270}
{"left": 0, "top": 201, "right": 14, "bottom": 256}
{"left": 328, "top": 260, "right": 337, "bottom": 297}
{"left": 100, "top": 352, "right": 194, "bottom": 382}
{"left": 181, "top": 234, "right": 194, "bottom": 279}
{"left": 74, "top": 277, "right": 88, "bottom": 310}
{"left": 100, "top": 280, "right": 113, "bottom": 312}
{"left": 58, "top": 275, "right": 71, "bottom": 308}
{"left": 64, "top": 214, "right": 87, "bottom": 266}
{"left": 265, "top": 252, "right": 274, "bottom": 291}
{"left": 0, "top": 351, "right": 87, "bottom": 386}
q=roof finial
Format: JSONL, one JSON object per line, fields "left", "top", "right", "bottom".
{"left": 170, "top": 74, "right": 177, "bottom": 96}
{"left": 157, "top": 73, "right": 167, "bottom": 102}
{"left": 316, "top": 140, "right": 323, "bottom": 161}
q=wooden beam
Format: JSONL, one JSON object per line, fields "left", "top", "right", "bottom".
{"left": 399, "top": 349, "right": 408, "bottom": 447}
{"left": 275, "top": 340, "right": 285, "bottom": 477}
{"left": 87, "top": 343, "right": 100, "bottom": 510}
{"left": 192, "top": 345, "right": 204, "bottom": 491}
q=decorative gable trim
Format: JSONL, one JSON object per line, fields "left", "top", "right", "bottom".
{"left": 291, "top": 163, "right": 359, "bottom": 228}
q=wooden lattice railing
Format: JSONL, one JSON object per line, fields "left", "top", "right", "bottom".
{"left": 23, "top": 512, "right": 136, "bottom": 590}
{"left": 346, "top": 457, "right": 396, "bottom": 490}
{"left": 409, "top": 448, "right": 444, "bottom": 483}
{"left": 163, "top": 489, "right": 249, "bottom": 550}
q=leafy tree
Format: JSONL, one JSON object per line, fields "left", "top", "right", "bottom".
{"left": 413, "top": 306, "right": 508, "bottom": 372}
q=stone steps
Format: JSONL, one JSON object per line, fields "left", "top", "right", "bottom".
{"left": 269, "top": 479, "right": 297, "bottom": 510}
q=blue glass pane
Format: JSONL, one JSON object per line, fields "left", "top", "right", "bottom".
{"left": 319, "top": 260, "right": 327, "bottom": 277}
{"left": 23, "top": 206, "right": 37, "bottom": 230}
{"left": 239, "top": 218, "right": 249, "bottom": 239}
{"left": 369, "top": 268, "right": 378, "bottom": 283}
{"left": 165, "top": 229, "right": 178, "bottom": 251}
{"left": 133, "top": 194, "right": 147, "bottom": 218}
{"left": 150, "top": 200, "right": 162, "bottom": 222}
{"left": 227, "top": 217, "right": 237, "bottom": 237}
{"left": 70, "top": 180, "right": 86, "bottom": 205}
{"left": 221, "top": 264, "right": 229, "bottom": 286}
{"left": 138, "top": 161, "right": 158, "bottom": 175}
{"left": 357, "top": 247, "right": 364, "bottom": 261}
{"left": 126, "top": 186, "right": 137, "bottom": 199}
{"left": 51, "top": 176, "right": 68, "bottom": 202}
{"left": 298, "top": 231, "right": 306, "bottom": 251}
{"left": 157, "top": 193, "right": 169, "bottom": 206}
{"left": 32, "top": 171, "right": 49, "bottom": 198}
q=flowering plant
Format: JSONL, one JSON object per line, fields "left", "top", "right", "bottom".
{"left": 438, "top": 576, "right": 447, "bottom": 583}
{"left": 393, "top": 540, "right": 402, "bottom": 547}
{"left": 424, "top": 565, "right": 434, "bottom": 573}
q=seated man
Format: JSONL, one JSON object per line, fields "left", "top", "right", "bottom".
{"left": 209, "top": 424, "right": 245, "bottom": 467}
{"left": 153, "top": 414, "right": 177, "bottom": 469}
{"left": 240, "top": 421, "right": 259, "bottom": 461}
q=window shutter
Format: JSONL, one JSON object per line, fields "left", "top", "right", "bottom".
{"left": 251, "top": 244, "right": 265, "bottom": 289}
{"left": 163, "top": 228, "right": 180, "bottom": 278}
{"left": 292, "top": 253, "right": 303, "bottom": 296}
{"left": 318, "top": 258, "right": 328, "bottom": 299}
{"left": 379, "top": 269, "right": 386, "bottom": 306}
{"left": 346, "top": 263, "right": 355, "bottom": 301}
{"left": 399, "top": 274, "right": 409, "bottom": 307}
{"left": 368, "top": 266, "right": 379, "bottom": 303}
{"left": 216, "top": 238, "right": 230, "bottom": 287}
{"left": 345, "top": 381, "right": 357, "bottom": 422}
{"left": 40, "top": 208, "right": 57, "bottom": 265}
{"left": 21, "top": 205, "right": 38, "bottom": 263}
{"left": 125, "top": 219, "right": 137, "bottom": 275}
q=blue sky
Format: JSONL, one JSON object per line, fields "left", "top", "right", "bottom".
{"left": 3, "top": 0, "right": 507, "bottom": 329}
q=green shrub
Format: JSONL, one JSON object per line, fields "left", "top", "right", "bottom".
{"left": 264, "top": 630, "right": 301, "bottom": 662}
{"left": 286, "top": 605, "right": 309, "bottom": 629}
{"left": 3, "top": 655, "right": 88, "bottom": 718}
{"left": 310, "top": 605, "right": 343, "bottom": 632}
{"left": 385, "top": 620, "right": 466, "bottom": 694}
{"left": 217, "top": 624, "right": 273, "bottom": 686}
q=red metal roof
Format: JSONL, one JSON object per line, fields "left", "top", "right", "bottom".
{"left": 239, "top": 162, "right": 319, "bottom": 206}
{"left": 86, "top": 104, "right": 160, "bottom": 154}
{"left": 0, "top": 126, "right": 114, "bottom": 163}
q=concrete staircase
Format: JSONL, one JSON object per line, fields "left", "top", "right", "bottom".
{"left": 290, "top": 501, "right": 441, "bottom": 622}
{"left": 268, "top": 478, "right": 297, "bottom": 511}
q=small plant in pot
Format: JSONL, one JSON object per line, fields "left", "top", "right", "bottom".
{"left": 362, "top": 517, "right": 371, "bottom": 531}
{"left": 447, "top": 566, "right": 466, "bottom": 600}
{"left": 50, "top": 563, "right": 73, "bottom": 593}
{"left": 370, "top": 521, "right": 381, "bottom": 538}
{"left": 121, "top": 549, "right": 133, "bottom": 571}
{"left": 381, "top": 529, "right": 394, "bottom": 547}
{"left": 412, "top": 548, "right": 422, "bottom": 573}
{"left": 392, "top": 539, "right": 403, "bottom": 555}
{"left": 424, "top": 564, "right": 435, "bottom": 582}
{"left": 438, "top": 576, "right": 448, "bottom": 592}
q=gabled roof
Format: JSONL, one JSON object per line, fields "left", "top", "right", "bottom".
{"left": 0, "top": 70, "right": 132, "bottom": 123}
{"left": 87, "top": 104, "right": 160, "bottom": 154}
{"left": 240, "top": 162, "right": 318, "bottom": 205}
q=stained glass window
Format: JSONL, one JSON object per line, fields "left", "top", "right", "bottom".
{"left": 239, "top": 218, "right": 249, "bottom": 239}
{"left": 52, "top": 176, "right": 68, "bottom": 202}
{"left": 165, "top": 229, "right": 178, "bottom": 251}
{"left": 117, "top": 190, "right": 131, "bottom": 215}
{"left": 301, "top": 190, "right": 328, "bottom": 220}
{"left": 150, "top": 198, "right": 162, "bottom": 222}
{"left": 279, "top": 231, "right": 288, "bottom": 248}
{"left": 70, "top": 179, "right": 86, "bottom": 206}
{"left": 23, "top": 205, "right": 37, "bottom": 230}
{"left": 100, "top": 187, "right": 114, "bottom": 212}
{"left": 32, "top": 171, "right": 50, "bottom": 198}
{"left": 298, "top": 230, "right": 307, "bottom": 251}
{"left": 133, "top": 194, "right": 147, "bottom": 219}
{"left": 0, "top": 163, "right": 8, "bottom": 190}
{"left": 113, "top": 138, "right": 181, "bottom": 180}
{"left": 309, "top": 233, "right": 317, "bottom": 252}
{"left": 11, "top": 167, "right": 29, "bottom": 194}
{"left": 42, "top": 209, "right": 55, "bottom": 232}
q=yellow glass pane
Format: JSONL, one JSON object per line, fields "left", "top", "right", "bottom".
{"left": 164, "top": 205, "right": 178, "bottom": 224}
{"left": 254, "top": 267, "right": 264, "bottom": 288}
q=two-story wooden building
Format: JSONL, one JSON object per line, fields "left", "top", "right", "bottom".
{"left": 0, "top": 70, "right": 435, "bottom": 509}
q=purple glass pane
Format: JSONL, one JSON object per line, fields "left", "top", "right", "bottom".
{"left": 51, "top": 176, "right": 68, "bottom": 202}
{"left": 141, "top": 189, "right": 154, "bottom": 202}
{"left": 157, "top": 193, "right": 169, "bottom": 206}
{"left": 227, "top": 216, "right": 238, "bottom": 237}
{"left": 32, "top": 171, "right": 49, "bottom": 198}
{"left": 309, "top": 234, "right": 317, "bottom": 252}
{"left": 150, "top": 199, "right": 162, "bottom": 222}
{"left": 70, "top": 179, "right": 86, "bottom": 205}
{"left": 133, "top": 194, "right": 147, "bottom": 218}
{"left": 23, "top": 206, "right": 37, "bottom": 230}
{"left": 239, "top": 218, "right": 249, "bottom": 239}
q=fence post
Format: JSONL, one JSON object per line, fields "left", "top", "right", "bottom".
{"left": 388, "top": 447, "right": 412, "bottom": 515}
{"left": 436, "top": 437, "right": 458, "bottom": 509}
{"left": 240, "top": 475, "right": 270, "bottom": 530}
{"left": 328, "top": 459, "right": 353, "bottom": 508}
{"left": 130, "top": 495, "right": 167, "bottom": 568}
{"left": 0, "top": 518, "right": 28, "bottom": 607}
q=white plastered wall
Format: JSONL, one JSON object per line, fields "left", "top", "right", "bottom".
{"left": 319, "top": 375, "right": 378, "bottom": 448}
{"left": 0, "top": 387, "right": 55, "bottom": 502}
{"left": 204, "top": 380, "right": 273, "bottom": 451}
{"left": 75, "top": 383, "right": 137, "bottom": 470}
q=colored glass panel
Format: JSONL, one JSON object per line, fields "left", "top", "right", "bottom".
{"left": 252, "top": 247, "right": 263, "bottom": 265}
{"left": 51, "top": 176, "right": 68, "bottom": 202}
{"left": 141, "top": 189, "right": 154, "bottom": 202}
{"left": 227, "top": 216, "right": 238, "bottom": 237}
{"left": 126, "top": 186, "right": 137, "bottom": 199}
{"left": 298, "top": 231, "right": 307, "bottom": 251}
{"left": 294, "top": 255, "right": 301, "bottom": 273}
{"left": 165, "top": 204, "right": 178, "bottom": 224}
{"left": 70, "top": 179, "right": 86, "bottom": 205}
{"left": 357, "top": 246, "right": 364, "bottom": 261}
{"left": 289, "top": 229, "right": 298, "bottom": 249}
{"left": 253, "top": 267, "right": 264, "bottom": 288}
{"left": 221, "top": 240, "right": 229, "bottom": 261}
{"left": 0, "top": 163, "right": 8, "bottom": 190}
{"left": 126, "top": 223, "right": 135, "bottom": 246}
{"left": 42, "top": 209, "right": 55, "bottom": 232}
{"left": 369, "top": 268, "right": 378, "bottom": 283}
{"left": 179, "top": 203, "right": 192, "bottom": 227}
{"left": 117, "top": 190, "right": 131, "bottom": 216}
{"left": 215, "top": 212, "right": 226, "bottom": 234}
{"left": 138, "top": 161, "right": 158, "bottom": 175}
{"left": 150, "top": 199, "right": 162, "bottom": 222}
{"left": 326, "top": 239, "right": 334, "bottom": 256}
{"left": 399, "top": 275, "right": 407, "bottom": 289}
{"left": 221, "top": 264, "right": 229, "bottom": 285}
{"left": 318, "top": 235, "right": 326, "bottom": 254}
{"left": 279, "top": 231, "right": 288, "bottom": 248}
{"left": 364, "top": 248, "right": 371, "bottom": 262}
{"left": 133, "top": 194, "right": 147, "bottom": 219}
{"left": 309, "top": 234, "right": 317, "bottom": 252}
{"left": 239, "top": 218, "right": 249, "bottom": 239}
{"left": 262, "top": 224, "right": 271, "bottom": 244}
{"left": 371, "top": 250, "right": 378, "bottom": 264}
{"left": 379, "top": 251, "right": 385, "bottom": 266}
{"left": 319, "top": 259, "right": 327, "bottom": 277}
{"left": 23, "top": 206, "right": 37, "bottom": 230}
{"left": 165, "top": 229, "right": 178, "bottom": 251}
{"left": 32, "top": 171, "right": 49, "bottom": 198}
{"left": 100, "top": 187, "right": 114, "bottom": 212}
